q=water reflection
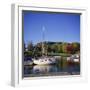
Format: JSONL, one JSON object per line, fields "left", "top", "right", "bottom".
{"left": 33, "top": 65, "right": 58, "bottom": 74}
{"left": 24, "top": 62, "right": 80, "bottom": 77}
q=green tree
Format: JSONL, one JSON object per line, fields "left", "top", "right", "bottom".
{"left": 62, "top": 43, "right": 67, "bottom": 53}
{"left": 24, "top": 43, "right": 26, "bottom": 51}
{"left": 57, "top": 44, "right": 63, "bottom": 53}
{"left": 27, "top": 41, "right": 34, "bottom": 51}
{"left": 72, "top": 42, "right": 80, "bottom": 54}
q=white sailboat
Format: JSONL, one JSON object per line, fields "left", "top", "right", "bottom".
{"left": 33, "top": 56, "right": 56, "bottom": 65}
{"left": 33, "top": 26, "right": 56, "bottom": 65}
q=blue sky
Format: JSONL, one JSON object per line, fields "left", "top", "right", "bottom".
{"left": 23, "top": 11, "right": 80, "bottom": 45}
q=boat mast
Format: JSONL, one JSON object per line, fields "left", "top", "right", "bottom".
{"left": 42, "top": 26, "right": 45, "bottom": 56}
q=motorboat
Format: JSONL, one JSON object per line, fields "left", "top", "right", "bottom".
{"left": 67, "top": 54, "right": 80, "bottom": 63}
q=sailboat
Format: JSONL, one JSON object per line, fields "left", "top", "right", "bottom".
{"left": 33, "top": 26, "right": 56, "bottom": 65}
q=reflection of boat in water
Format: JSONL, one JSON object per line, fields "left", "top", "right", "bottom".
{"left": 33, "top": 26, "right": 57, "bottom": 65}
{"left": 33, "top": 65, "right": 58, "bottom": 74}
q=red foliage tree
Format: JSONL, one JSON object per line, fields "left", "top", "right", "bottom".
{"left": 66, "top": 44, "right": 74, "bottom": 54}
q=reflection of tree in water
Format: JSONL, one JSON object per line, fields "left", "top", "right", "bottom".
{"left": 57, "top": 57, "right": 68, "bottom": 72}
{"left": 60, "top": 57, "right": 63, "bottom": 71}
{"left": 67, "top": 63, "right": 80, "bottom": 75}
{"left": 24, "top": 65, "right": 33, "bottom": 74}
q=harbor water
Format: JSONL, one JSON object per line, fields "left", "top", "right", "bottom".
{"left": 23, "top": 58, "right": 80, "bottom": 77}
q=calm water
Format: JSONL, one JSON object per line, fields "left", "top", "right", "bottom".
{"left": 24, "top": 60, "right": 80, "bottom": 77}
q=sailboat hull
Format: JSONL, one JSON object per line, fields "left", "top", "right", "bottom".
{"left": 33, "top": 58, "right": 56, "bottom": 65}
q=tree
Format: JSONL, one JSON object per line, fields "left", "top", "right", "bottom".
{"left": 66, "top": 44, "right": 73, "bottom": 54}
{"left": 36, "top": 42, "right": 42, "bottom": 51}
{"left": 72, "top": 42, "right": 80, "bottom": 54}
{"left": 27, "top": 41, "right": 34, "bottom": 51}
{"left": 57, "top": 44, "right": 63, "bottom": 53}
{"left": 47, "top": 44, "right": 52, "bottom": 53}
{"left": 24, "top": 43, "right": 26, "bottom": 51}
{"left": 62, "top": 43, "right": 67, "bottom": 53}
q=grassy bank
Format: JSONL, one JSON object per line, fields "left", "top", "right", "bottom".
{"left": 24, "top": 51, "right": 71, "bottom": 57}
{"left": 48, "top": 53, "right": 71, "bottom": 57}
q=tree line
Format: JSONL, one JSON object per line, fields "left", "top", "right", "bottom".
{"left": 24, "top": 41, "right": 80, "bottom": 57}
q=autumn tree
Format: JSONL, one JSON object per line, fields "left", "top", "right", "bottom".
{"left": 66, "top": 44, "right": 73, "bottom": 54}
